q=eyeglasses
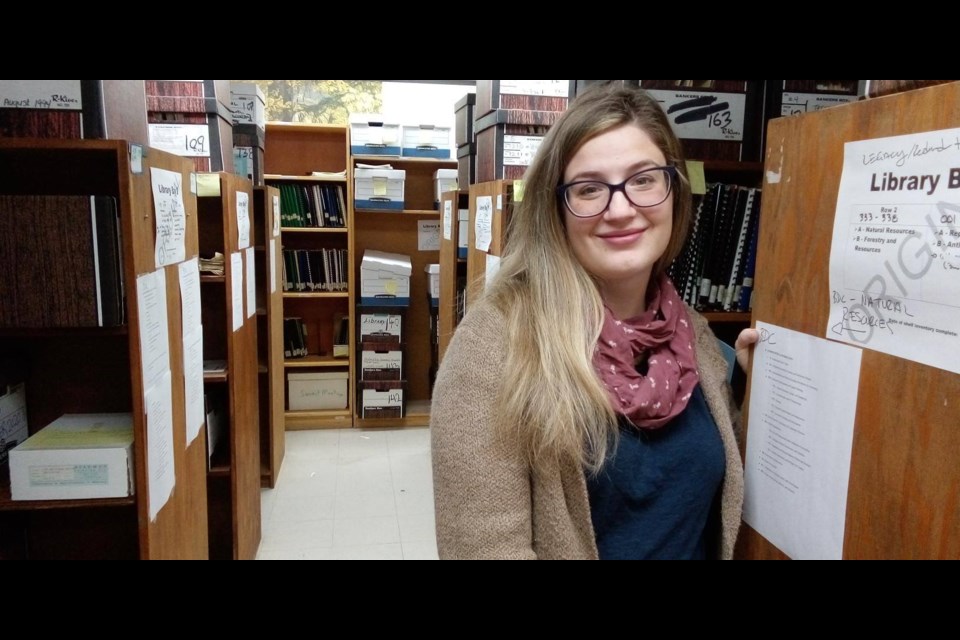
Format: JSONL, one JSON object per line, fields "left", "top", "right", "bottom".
{"left": 557, "top": 165, "right": 678, "bottom": 218}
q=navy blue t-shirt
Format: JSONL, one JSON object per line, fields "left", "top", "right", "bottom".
{"left": 587, "top": 385, "right": 725, "bottom": 560}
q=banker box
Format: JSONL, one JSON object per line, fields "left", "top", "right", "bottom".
{"left": 9, "top": 413, "right": 134, "bottom": 501}
{"left": 229, "top": 82, "right": 266, "bottom": 129}
{"left": 426, "top": 263, "right": 440, "bottom": 306}
{"left": 355, "top": 167, "right": 405, "bottom": 211}
{"left": 350, "top": 113, "right": 402, "bottom": 156}
{"left": 475, "top": 80, "right": 575, "bottom": 118}
{"left": 401, "top": 123, "right": 452, "bottom": 159}
{"left": 458, "top": 207, "right": 469, "bottom": 258}
{"left": 359, "top": 380, "right": 406, "bottom": 419}
{"left": 288, "top": 371, "right": 349, "bottom": 411}
{"left": 358, "top": 308, "right": 404, "bottom": 343}
{"left": 360, "top": 250, "right": 411, "bottom": 306}
{"left": 360, "top": 343, "right": 403, "bottom": 381}
{"left": 474, "top": 109, "right": 561, "bottom": 183}
{"left": 433, "top": 169, "right": 458, "bottom": 206}
{"left": 454, "top": 92, "right": 476, "bottom": 146}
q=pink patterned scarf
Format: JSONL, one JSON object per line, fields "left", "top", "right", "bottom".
{"left": 593, "top": 275, "right": 700, "bottom": 429}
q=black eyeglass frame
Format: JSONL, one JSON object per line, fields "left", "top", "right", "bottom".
{"left": 556, "top": 165, "right": 679, "bottom": 218}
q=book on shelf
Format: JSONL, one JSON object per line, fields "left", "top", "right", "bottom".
{"left": 199, "top": 251, "right": 225, "bottom": 276}
{"left": 9, "top": 413, "right": 134, "bottom": 501}
{"left": 203, "top": 360, "right": 228, "bottom": 374}
{"left": 0, "top": 194, "right": 123, "bottom": 328}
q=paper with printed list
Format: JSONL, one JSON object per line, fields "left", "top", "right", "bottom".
{"left": 743, "top": 322, "right": 862, "bottom": 560}
{"left": 146, "top": 370, "right": 175, "bottom": 522}
{"left": 828, "top": 127, "right": 960, "bottom": 374}
{"left": 475, "top": 196, "right": 493, "bottom": 251}
{"left": 151, "top": 167, "right": 186, "bottom": 268}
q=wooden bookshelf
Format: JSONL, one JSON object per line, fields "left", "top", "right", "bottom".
{"left": 266, "top": 123, "right": 355, "bottom": 429}
{"left": 0, "top": 139, "right": 208, "bottom": 559}
{"left": 196, "top": 172, "right": 261, "bottom": 560}
{"left": 438, "top": 190, "right": 469, "bottom": 363}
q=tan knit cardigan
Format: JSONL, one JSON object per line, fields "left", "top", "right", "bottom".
{"left": 431, "top": 300, "right": 744, "bottom": 559}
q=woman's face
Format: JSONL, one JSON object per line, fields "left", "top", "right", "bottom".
{"left": 561, "top": 124, "right": 673, "bottom": 294}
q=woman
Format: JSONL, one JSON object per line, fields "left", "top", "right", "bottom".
{"left": 431, "top": 84, "right": 758, "bottom": 559}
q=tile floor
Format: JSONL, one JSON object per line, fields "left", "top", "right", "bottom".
{"left": 256, "top": 427, "right": 438, "bottom": 560}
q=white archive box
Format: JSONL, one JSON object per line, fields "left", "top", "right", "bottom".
{"left": 401, "top": 123, "right": 453, "bottom": 159}
{"left": 350, "top": 113, "right": 402, "bottom": 156}
{"left": 355, "top": 167, "right": 405, "bottom": 211}
{"left": 288, "top": 371, "right": 349, "bottom": 411}
{"left": 426, "top": 263, "right": 439, "bottom": 306}
{"left": 433, "top": 168, "right": 458, "bottom": 205}
{"left": 361, "top": 249, "right": 412, "bottom": 306}
{"left": 229, "top": 82, "right": 266, "bottom": 128}
{"left": 9, "top": 413, "right": 135, "bottom": 501}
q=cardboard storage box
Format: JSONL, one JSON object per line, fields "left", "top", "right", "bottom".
{"left": 350, "top": 113, "right": 402, "bottom": 156}
{"left": 288, "top": 371, "right": 349, "bottom": 411}
{"left": 9, "top": 413, "right": 134, "bottom": 501}
{"left": 433, "top": 169, "right": 458, "bottom": 206}
{"left": 359, "top": 343, "right": 403, "bottom": 381}
{"left": 426, "top": 263, "right": 439, "bottom": 306}
{"left": 454, "top": 92, "right": 476, "bottom": 146}
{"left": 355, "top": 167, "right": 405, "bottom": 211}
{"left": 359, "top": 380, "right": 405, "bottom": 419}
{"left": 229, "top": 82, "right": 266, "bottom": 129}
{"left": 475, "top": 80, "right": 574, "bottom": 118}
{"left": 401, "top": 123, "right": 452, "bottom": 159}
{"left": 358, "top": 307, "right": 404, "bottom": 343}
{"left": 360, "top": 250, "right": 411, "bottom": 306}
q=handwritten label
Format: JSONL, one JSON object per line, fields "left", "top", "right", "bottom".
{"left": 502, "top": 135, "right": 544, "bottom": 166}
{"left": 646, "top": 89, "right": 747, "bottom": 142}
{"left": 0, "top": 80, "right": 82, "bottom": 110}
{"left": 362, "top": 389, "right": 403, "bottom": 407}
{"left": 828, "top": 127, "right": 960, "bottom": 374}
{"left": 230, "top": 94, "right": 264, "bottom": 127}
{"left": 418, "top": 220, "right": 441, "bottom": 251}
{"left": 781, "top": 92, "right": 857, "bottom": 117}
{"left": 361, "top": 350, "right": 403, "bottom": 373}
{"left": 148, "top": 123, "right": 210, "bottom": 158}
{"left": 236, "top": 191, "right": 250, "bottom": 249}
{"left": 360, "top": 313, "right": 402, "bottom": 338}
{"left": 500, "top": 80, "right": 570, "bottom": 98}
{"left": 475, "top": 195, "right": 493, "bottom": 251}
{"left": 443, "top": 200, "right": 453, "bottom": 240}
{"left": 150, "top": 167, "right": 186, "bottom": 267}
{"left": 233, "top": 146, "right": 254, "bottom": 182}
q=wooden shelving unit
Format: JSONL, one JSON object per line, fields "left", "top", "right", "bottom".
{"left": 0, "top": 139, "right": 209, "bottom": 559}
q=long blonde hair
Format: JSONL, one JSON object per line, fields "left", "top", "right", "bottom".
{"left": 483, "top": 84, "right": 692, "bottom": 472}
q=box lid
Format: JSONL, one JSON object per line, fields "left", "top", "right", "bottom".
{"left": 474, "top": 108, "right": 564, "bottom": 133}
{"left": 349, "top": 113, "right": 400, "bottom": 126}
{"left": 230, "top": 82, "right": 265, "bottom": 102}
{"left": 425, "top": 263, "right": 440, "bottom": 274}
{"left": 355, "top": 168, "right": 406, "bottom": 180}
{"left": 434, "top": 168, "right": 458, "bottom": 180}
{"left": 14, "top": 413, "right": 134, "bottom": 451}
{"left": 288, "top": 371, "right": 349, "bottom": 381}
{"left": 455, "top": 92, "right": 476, "bottom": 110}
{"left": 361, "top": 250, "right": 412, "bottom": 276}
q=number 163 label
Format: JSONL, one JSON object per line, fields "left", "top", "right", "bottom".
{"left": 647, "top": 90, "right": 747, "bottom": 142}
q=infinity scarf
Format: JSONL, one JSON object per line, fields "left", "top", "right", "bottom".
{"left": 593, "top": 275, "right": 700, "bottom": 429}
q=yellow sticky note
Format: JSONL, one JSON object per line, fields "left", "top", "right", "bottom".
{"left": 373, "top": 177, "right": 387, "bottom": 196}
{"left": 513, "top": 180, "right": 525, "bottom": 202}
{"left": 685, "top": 160, "right": 706, "bottom": 196}
{"left": 196, "top": 173, "right": 221, "bottom": 197}
{"left": 385, "top": 280, "right": 397, "bottom": 295}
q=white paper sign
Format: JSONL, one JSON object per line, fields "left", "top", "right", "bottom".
{"left": 418, "top": 220, "right": 441, "bottom": 251}
{"left": 146, "top": 370, "right": 175, "bottom": 522}
{"left": 443, "top": 200, "right": 453, "bottom": 240}
{"left": 148, "top": 123, "right": 210, "bottom": 157}
{"left": 230, "top": 251, "right": 244, "bottom": 332}
{"left": 236, "top": 190, "right": 250, "bottom": 249}
{"left": 0, "top": 80, "right": 82, "bottom": 109}
{"left": 178, "top": 257, "right": 202, "bottom": 332}
{"left": 245, "top": 247, "right": 256, "bottom": 319}
{"left": 475, "top": 195, "right": 493, "bottom": 252}
{"left": 151, "top": 167, "right": 186, "bottom": 267}
{"left": 183, "top": 326, "right": 204, "bottom": 445}
{"left": 646, "top": 89, "right": 747, "bottom": 142}
{"left": 827, "top": 126, "right": 960, "bottom": 374}
{"left": 272, "top": 194, "right": 281, "bottom": 237}
{"left": 136, "top": 269, "right": 171, "bottom": 390}
{"left": 269, "top": 238, "right": 277, "bottom": 294}
{"left": 743, "top": 322, "right": 862, "bottom": 559}
{"left": 485, "top": 253, "right": 501, "bottom": 286}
